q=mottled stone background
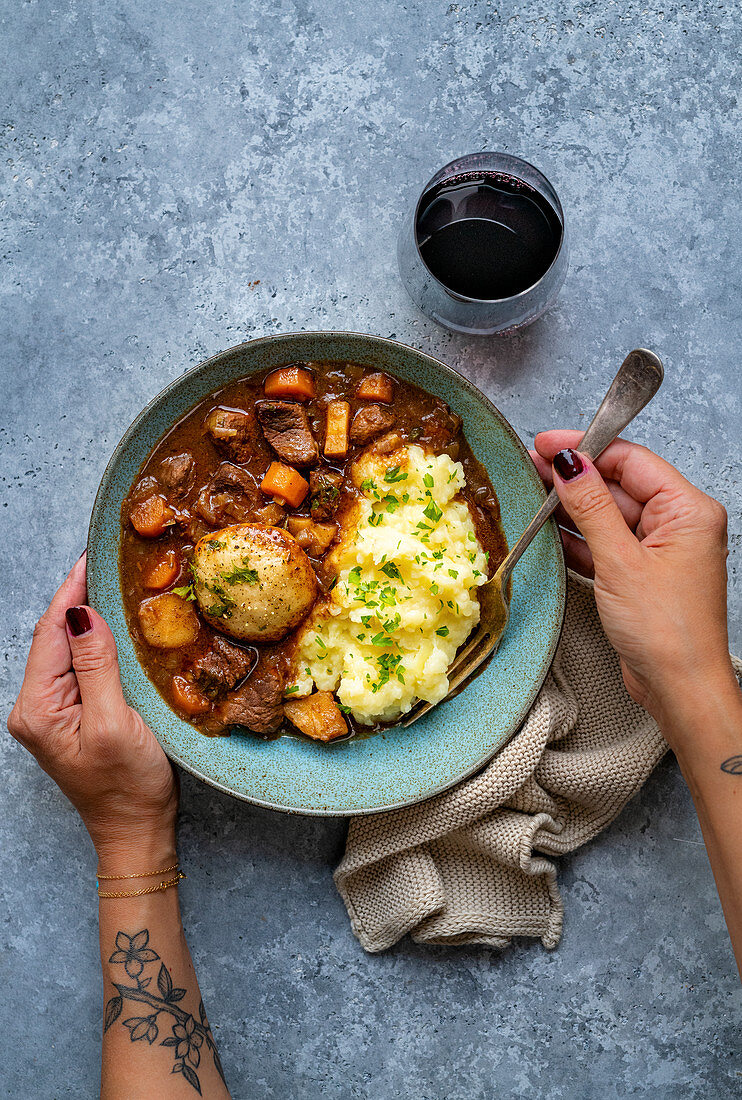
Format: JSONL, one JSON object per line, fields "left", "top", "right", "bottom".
{"left": 2, "top": 1, "right": 741, "bottom": 1097}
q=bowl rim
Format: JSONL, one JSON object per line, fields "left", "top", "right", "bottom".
{"left": 88, "top": 330, "right": 566, "bottom": 816}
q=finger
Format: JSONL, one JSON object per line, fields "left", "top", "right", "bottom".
{"left": 535, "top": 432, "right": 690, "bottom": 505}
{"left": 24, "top": 554, "right": 88, "bottom": 691}
{"left": 65, "top": 605, "right": 129, "bottom": 737}
{"left": 551, "top": 449, "right": 640, "bottom": 572}
{"left": 559, "top": 526, "right": 595, "bottom": 578}
{"left": 530, "top": 450, "right": 643, "bottom": 530}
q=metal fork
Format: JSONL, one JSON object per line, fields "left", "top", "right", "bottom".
{"left": 402, "top": 348, "right": 664, "bottom": 728}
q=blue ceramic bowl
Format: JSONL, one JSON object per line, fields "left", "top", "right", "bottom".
{"left": 88, "top": 333, "right": 565, "bottom": 815}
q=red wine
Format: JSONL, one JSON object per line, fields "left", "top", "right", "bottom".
{"left": 416, "top": 172, "right": 562, "bottom": 300}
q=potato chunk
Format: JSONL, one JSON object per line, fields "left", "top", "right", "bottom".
{"left": 284, "top": 691, "right": 348, "bottom": 742}
{"left": 286, "top": 517, "right": 337, "bottom": 557}
{"left": 138, "top": 593, "right": 200, "bottom": 649}
{"left": 192, "top": 524, "right": 317, "bottom": 642}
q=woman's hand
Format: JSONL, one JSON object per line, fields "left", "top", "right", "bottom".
{"left": 7, "top": 554, "right": 178, "bottom": 868}
{"left": 530, "top": 432, "right": 737, "bottom": 741}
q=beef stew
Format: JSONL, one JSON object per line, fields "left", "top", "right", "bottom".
{"left": 119, "top": 361, "right": 508, "bottom": 741}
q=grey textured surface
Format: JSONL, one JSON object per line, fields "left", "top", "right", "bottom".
{"left": 1, "top": 1, "right": 741, "bottom": 1097}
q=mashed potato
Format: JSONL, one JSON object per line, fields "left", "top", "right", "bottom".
{"left": 287, "top": 445, "right": 489, "bottom": 724}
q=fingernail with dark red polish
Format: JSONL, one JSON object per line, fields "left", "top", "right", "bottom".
{"left": 553, "top": 449, "right": 585, "bottom": 481}
{"left": 66, "top": 606, "right": 92, "bottom": 636}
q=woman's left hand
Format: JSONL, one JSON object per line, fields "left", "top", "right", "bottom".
{"left": 7, "top": 554, "right": 178, "bottom": 866}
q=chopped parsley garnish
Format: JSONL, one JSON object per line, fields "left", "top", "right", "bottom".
{"left": 378, "top": 586, "right": 397, "bottom": 608}
{"left": 368, "top": 512, "right": 384, "bottom": 526}
{"left": 436, "top": 626, "right": 449, "bottom": 637}
{"left": 205, "top": 581, "right": 235, "bottom": 605}
{"left": 285, "top": 685, "right": 299, "bottom": 695}
{"left": 360, "top": 478, "right": 377, "bottom": 494}
{"left": 383, "top": 465, "right": 407, "bottom": 484}
{"left": 374, "top": 651, "right": 404, "bottom": 690}
{"left": 381, "top": 561, "right": 402, "bottom": 581}
{"left": 448, "top": 568, "right": 458, "bottom": 579}
{"left": 207, "top": 602, "right": 233, "bottom": 619}
{"left": 430, "top": 582, "right": 439, "bottom": 594}
{"left": 338, "top": 703, "right": 352, "bottom": 714}
{"left": 423, "top": 500, "right": 443, "bottom": 524}
{"left": 423, "top": 472, "right": 434, "bottom": 488}
{"left": 172, "top": 560, "right": 199, "bottom": 601}
{"left": 222, "top": 557, "right": 259, "bottom": 585}
{"left": 172, "top": 584, "right": 196, "bottom": 601}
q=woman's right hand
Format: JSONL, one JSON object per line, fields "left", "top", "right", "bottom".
{"left": 529, "top": 433, "right": 737, "bottom": 744}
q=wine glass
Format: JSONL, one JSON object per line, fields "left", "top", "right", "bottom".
{"left": 397, "top": 152, "right": 568, "bottom": 336}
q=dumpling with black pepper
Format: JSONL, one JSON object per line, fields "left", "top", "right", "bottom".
{"left": 192, "top": 524, "right": 318, "bottom": 642}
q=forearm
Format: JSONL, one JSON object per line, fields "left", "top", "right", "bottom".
{"left": 97, "top": 836, "right": 230, "bottom": 1099}
{"left": 659, "top": 665, "right": 742, "bottom": 979}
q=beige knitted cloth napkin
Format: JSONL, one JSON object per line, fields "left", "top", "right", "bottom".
{"left": 335, "top": 573, "right": 672, "bottom": 953}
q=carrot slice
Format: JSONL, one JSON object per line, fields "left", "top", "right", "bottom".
{"left": 143, "top": 549, "right": 181, "bottom": 590}
{"left": 264, "top": 365, "right": 315, "bottom": 401}
{"left": 357, "top": 372, "right": 393, "bottom": 403}
{"left": 171, "top": 675, "right": 212, "bottom": 716}
{"left": 324, "top": 400, "right": 350, "bottom": 459}
{"left": 130, "top": 495, "right": 176, "bottom": 538}
{"left": 259, "top": 462, "right": 309, "bottom": 508}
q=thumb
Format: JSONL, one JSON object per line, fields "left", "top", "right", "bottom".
{"left": 65, "top": 605, "right": 130, "bottom": 732}
{"left": 551, "top": 449, "right": 638, "bottom": 571}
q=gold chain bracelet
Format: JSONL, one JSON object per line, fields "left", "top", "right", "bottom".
{"left": 97, "top": 871, "right": 186, "bottom": 899}
{"left": 96, "top": 862, "right": 179, "bottom": 883}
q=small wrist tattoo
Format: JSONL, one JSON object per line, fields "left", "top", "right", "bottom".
{"left": 104, "top": 928, "right": 226, "bottom": 1095}
{"left": 720, "top": 755, "right": 742, "bottom": 775}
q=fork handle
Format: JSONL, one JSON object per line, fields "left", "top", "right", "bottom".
{"left": 498, "top": 348, "right": 664, "bottom": 587}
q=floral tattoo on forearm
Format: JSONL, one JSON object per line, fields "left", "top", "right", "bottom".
{"left": 104, "top": 928, "right": 225, "bottom": 1095}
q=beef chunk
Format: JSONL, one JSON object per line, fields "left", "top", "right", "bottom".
{"left": 350, "top": 404, "right": 397, "bottom": 445}
{"left": 196, "top": 462, "right": 259, "bottom": 527}
{"left": 159, "top": 452, "right": 195, "bottom": 498}
{"left": 370, "top": 430, "right": 405, "bottom": 455}
{"left": 256, "top": 401, "right": 319, "bottom": 467}
{"left": 205, "top": 407, "right": 254, "bottom": 463}
{"left": 252, "top": 501, "right": 285, "bottom": 527}
{"left": 309, "top": 470, "right": 342, "bottom": 520}
{"left": 212, "top": 658, "right": 285, "bottom": 734}
{"left": 192, "top": 635, "right": 255, "bottom": 695}
{"left": 420, "top": 399, "right": 463, "bottom": 446}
